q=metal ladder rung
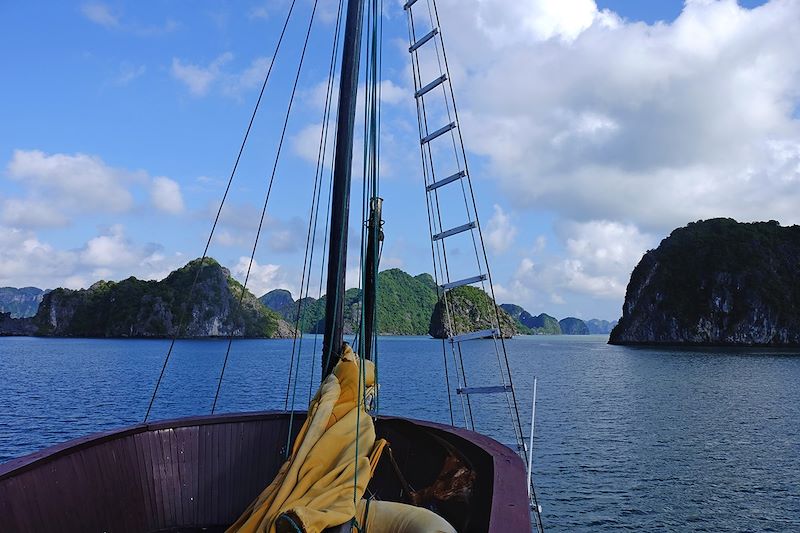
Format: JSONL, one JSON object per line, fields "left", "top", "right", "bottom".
{"left": 457, "top": 385, "right": 512, "bottom": 395}
{"left": 426, "top": 170, "right": 465, "bottom": 192}
{"left": 432, "top": 221, "right": 475, "bottom": 241}
{"left": 403, "top": 0, "right": 420, "bottom": 9}
{"left": 409, "top": 28, "right": 438, "bottom": 53}
{"left": 440, "top": 273, "right": 487, "bottom": 291}
{"left": 415, "top": 74, "right": 447, "bottom": 98}
{"left": 421, "top": 122, "right": 456, "bottom": 144}
{"left": 449, "top": 328, "right": 498, "bottom": 343}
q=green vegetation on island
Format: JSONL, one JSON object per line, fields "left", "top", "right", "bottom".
{"left": 261, "top": 269, "right": 438, "bottom": 335}
{"left": 30, "top": 258, "right": 290, "bottom": 338}
{"left": 2, "top": 261, "right": 617, "bottom": 340}
{"left": 559, "top": 317, "right": 590, "bottom": 335}
{"left": 429, "top": 285, "right": 516, "bottom": 339}
{"left": 610, "top": 218, "right": 800, "bottom": 346}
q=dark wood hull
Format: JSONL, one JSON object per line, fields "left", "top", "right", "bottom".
{"left": 0, "top": 412, "right": 530, "bottom": 532}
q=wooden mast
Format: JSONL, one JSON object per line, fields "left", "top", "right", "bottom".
{"left": 321, "top": 0, "right": 366, "bottom": 378}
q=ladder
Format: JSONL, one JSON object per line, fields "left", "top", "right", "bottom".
{"left": 404, "top": 2, "right": 545, "bottom": 530}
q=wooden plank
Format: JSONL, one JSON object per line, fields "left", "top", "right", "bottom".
{"left": 119, "top": 434, "right": 148, "bottom": 533}
{"left": 156, "top": 429, "right": 176, "bottom": 528}
{"left": 166, "top": 427, "right": 183, "bottom": 527}
{"left": 225, "top": 422, "right": 238, "bottom": 520}
{"left": 198, "top": 424, "right": 213, "bottom": 525}
{"left": 143, "top": 430, "right": 165, "bottom": 529}
{"left": 175, "top": 425, "right": 196, "bottom": 526}
{"left": 133, "top": 432, "right": 157, "bottom": 532}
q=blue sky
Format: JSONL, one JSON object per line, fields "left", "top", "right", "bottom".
{"left": 2, "top": 0, "right": 797, "bottom": 322}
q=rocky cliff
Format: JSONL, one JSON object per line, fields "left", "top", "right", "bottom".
{"left": 26, "top": 258, "right": 291, "bottom": 338}
{"left": 0, "top": 312, "right": 36, "bottom": 336}
{"left": 429, "top": 286, "right": 516, "bottom": 339}
{"left": 260, "top": 289, "right": 295, "bottom": 316}
{"left": 559, "top": 317, "right": 589, "bottom": 335}
{"left": 586, "top": 319, "right": 618, "bottom": 334}
{"left": 499, "top": 304, "right": 534, "bottom": 334}
{"left": 0, "top": 287, "right": 48, "bottom": 318}
{"left": 610, "top": 219, "right": 800, "bottom": 346}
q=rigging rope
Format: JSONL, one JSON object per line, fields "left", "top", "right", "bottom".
{"left": 429, "top": 0, "right": 528, "bottom": 451}
{"left": 406, "top": 6, "right": 469, "bottom": 429}
{"left": 408, "top": 1, "right": 545, "bottom": 529}
{"left": 284, "top": 0, "right": 345, "bottom": 412}
{"left": 211, "top": 0, "right": 321, "bottom": 414}
{"left": 284, "top": 0, "right": 347, "bottom": 456}
{"left": 143, "top": 0, "right": 299, "bottom": 423}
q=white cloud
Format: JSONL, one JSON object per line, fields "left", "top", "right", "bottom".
{"left": 81, "top": 2, "right": 119, "bottom": 28}
{"left": 151, "top": 176, "right": 185, "bottom": 214}
{"left": 475, "top": 0, "right": 605, "bottom": 45}
{"left": 429, "top": 0, "right": 800, "bottom": 232}
{"left": 171, "top": 53, "right": 233, "bottom": 96}
{"left": 292, "top": 123, "right": 325, "bottom": 163}
{"left": 0, "top": 224, "right": 181, "bottom": 290}
{"left": 304, "top": 77, "right": 409, "bottom": 111}
{"left": 485, "top": 204, "right": 517, "bottom": 253}
{"left": 1, "top": 198, "right": 68, "bottom": 228}
{"left": 6, "top": 149, "right": 135, "bottom": 215}
{"left": 561, "top": 220, "right": 654, "bottom": 283}
{"left": 80, "top": 2, "right": 176, "bottom": 35}
{"left": 223, "top": 56, "right": 272, "bottom": 96}
{"left": 171, "top": 54, "right": 276, "bottom": 98}
{"left": 3, "top": 150, "right": 185, "bottom": 228}
{"left": 231, "top": 257, "right": 295, "bottom": 297}
{"left": 500, "top": 220, "right": 655, "bottom": 310}
{"left": 114, "top": 63, "right": 146, "bottom": 86}
{"left": 379, "top": 79, "right": 408, "bottom": 105}
{"left": 81, "top": 224, "right": 138, "bottom": 267}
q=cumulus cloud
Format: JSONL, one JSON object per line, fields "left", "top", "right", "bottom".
{"left": 2, "top": 150, "right": 184, "bottom": 228}
{"left": 426, "top": 0, "right": 800, "bottom": 232}
{"left": 500, "top": 220, "right": 656, "bottom": 311}
{"left": 171, "top": 53, "right": 275, "bottom": 97}
{"left": 6, "top": 149, "right": 135, "bottom": 217}
{"left": 231, "top": 257, "right": 295, "bottom": 297}
{"left": 151, "top": 176, "right": 185, "bottom": 214}
{"left": 474, "top": 0, "right": 607, "bottom": 45}
{"left": 171, "top": 53, "right": 233, "bottom": 96}
{"left": 292, "top": 123, "right": 326, "bottom": 164}
{"left": 485, "top": 204, "right": 517, "bottom": 253}
{"left": 81, "top": 224, "right": 139, "bottom": 267}
{"left": 223, "top": 56, "right": 273, "bottom": 96}
{"left": 1, "top": 198, "right": 68, "bottom": 228}
{"left": 0, "top": 224, "right": 181, "bottom": 289}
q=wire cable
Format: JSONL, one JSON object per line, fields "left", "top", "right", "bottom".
{"left": 212, "top": 0, "right": 321, "bottom": 415}
{"left": 143, "top": 0, "right": 299, "bottom": 423}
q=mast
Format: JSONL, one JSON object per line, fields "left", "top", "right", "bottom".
{"left": 322, "top": 0, "right": 366, "bottom": 378}
{"left": 362, "top": 197, "right": 382, "bottom": 362}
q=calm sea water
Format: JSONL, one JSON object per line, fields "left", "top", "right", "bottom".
{"left": 1, "top": 335, "right": 799, "bottom": 532}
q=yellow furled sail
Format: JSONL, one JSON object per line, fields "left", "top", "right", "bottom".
{"left": 227, "top": 345, "right": 381, "bottom": 533}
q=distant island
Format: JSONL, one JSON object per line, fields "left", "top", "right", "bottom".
{"left": 1, "top": 259, "right": 292, "bottom": 338}
{"left": 610, "top": 218, "right": 800, "bottom": 346}
{"left": 1, "top": 259, "right": 616, "bottom": 339}
{"left": 0, "top": 287, "right": 48, "bottom": 318}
